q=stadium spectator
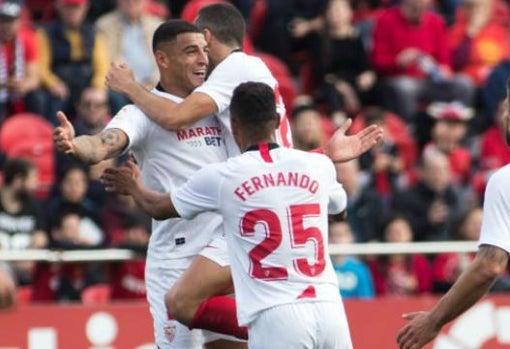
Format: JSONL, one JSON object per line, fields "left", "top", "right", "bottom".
{"left": 358, "top": 106, "right": 406, "bottom": 198}
{"left": 431, "top": 206, "right": 482, "bottom": 293}
{"left": 472, "top": 98, "right": 510, "bottom": 198}
{"left": 371, "top": 0, "right": 475, "bottom": 122}
{"left": 46, "top": 164, "right": 104, "bottom": 247}
{"left": 368, "top": 215, "right": 432, "bottom": 296}
{"left": 37, "top": 0, "right": 109, "bottom": 124}
{"left": 96, "top": 0, "right": 162, "bottom": 112}
{"left": 329, "top": 220, "right": 375, "bottom": 299}
{"left": 54, "top": 19, "right": 244, "bottom": 348}
{"left": 335, "top": 159, "right": 388, "bottom": 242}
{"left": 0, "top": 1, "right": 45, "bottom": 121}
{"left": 291, "top": 100, "right": 328, "bottom": 151}
{"left": 102, "top": 81, "right": 355, "bottom": 349}
{"left": 109, "top": 213, "right": 150, "bottom": 300}
{"left": 448, "top": 0, "right": 510, "bottom": 88}
{"left": 396, "top": 77, "right": 510, "bottom": 349}
{"left": 392, "top": 149, "right": 466, "bottom": 241}
{"left": 32, "top": 211, "right": 104, "bottom": 302}
{"left": 0, "top": 157, "right": 48, "bottom": 285}
{"left": 424, "top": 101, "right": 474, "bottom": 187}
{"left": 308, "top": 0, "right": 377, "bottom": 120}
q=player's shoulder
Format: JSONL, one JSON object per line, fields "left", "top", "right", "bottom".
{"left": 487, "top": 164, "right": 510, "bottom": 188}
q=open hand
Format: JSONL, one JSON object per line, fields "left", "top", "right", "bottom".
{"left": 324, "top": 118, "right": 383, "bottom": 163}
{"left": 396, "top": 311, "right": 439, "bottom": 349}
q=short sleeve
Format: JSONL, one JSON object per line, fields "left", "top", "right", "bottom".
{"left": 171, "top": 164, "right": 223, "bottom": 219}
{"left": 105, "top": 104, "right": 151, "bottom": 151}
{"left": 194, "top": 60, "right": 237, "bottom": 115}
{"left": 324, "top": 159, "right": 347, "bottom": 214}
{"left": 479, "top": 169, "right": 510, "bottom": 253}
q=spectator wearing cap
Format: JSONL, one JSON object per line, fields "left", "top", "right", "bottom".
{"left": 0, "top": 1, "right": 45, "bottom": 121}
{"left": 424, "top": 101, "right": 474, "bottom": 187}
{"left": 37, "top": 0, "right": 109, "bottom": 124}
{"left": 95, "top": 0, "right": 162, "bottom": 113}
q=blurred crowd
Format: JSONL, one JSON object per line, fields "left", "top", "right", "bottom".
{"left": 1, "top": 0, "right": 510, "bottom": 304}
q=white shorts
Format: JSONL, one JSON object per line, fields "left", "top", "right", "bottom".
{"left": 198, "top": 235, "right": 230, "bottom": 267}
{"left": 145, "top": 256, "right": 234, "bottom": 349}
{"left": 248, "top": 301, "right": 353, "bottom": 349}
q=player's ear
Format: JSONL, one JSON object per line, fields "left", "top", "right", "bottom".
{"left": 203, "top": 28, "right": 212, "bottom": 43}
{"left": 154, "top": 50, "right": 168, "bottom": 68}
{"left": 274, "top": 113, "right": 280, "bottom": 130}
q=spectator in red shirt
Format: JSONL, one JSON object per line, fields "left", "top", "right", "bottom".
{"left": 371, "top": 0, "right": 475, "bottom": 122}
{"left": 448, "top": 0, "right": 510, "bottom": 87}
{"left": 368, "top": 214, "right": 432, "bottom": 296}
{"left": 0, "top": 1, "right": 45, "bottom": 121}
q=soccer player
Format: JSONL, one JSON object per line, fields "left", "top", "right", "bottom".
{"left": 105, "top": 2, "right": 382, "bottom": 336}
{"left": 53, "top": 20, "right": 244, "bottom": 349}
{"left": 102, "top": 81, "right": 354, "bottom": 349}
{"left": 396, "top": 79, "right": 510, "bottom": 349}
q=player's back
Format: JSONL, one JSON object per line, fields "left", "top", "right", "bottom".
{"left": 194, "top": 51, "right": 292, "bottom": 155}
{"left": 106, "top": 88, "right": 228, "bottom": 260}
{"left": 217, "top": 144, "right": 346, "bottom": 326}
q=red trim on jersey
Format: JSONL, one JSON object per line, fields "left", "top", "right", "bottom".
{"left": 278, "top": 114, "right": 292, "bottom": 148}
{"left": 297, "top": 285, "right": 316, "bottom": 299}
{"left": 310, "top": 147, "right": 324, "bottom": 154}
{"left": 259, "top": 143, "right": 273, "bottom": 163}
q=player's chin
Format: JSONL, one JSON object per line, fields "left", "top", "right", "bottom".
{"left": 190, "top": 74, "right": 206, "bottom": 86}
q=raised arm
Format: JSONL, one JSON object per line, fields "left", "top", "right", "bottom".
{"left": 53, "top": 111, "right": 128, "bottom": 165}
{"left": 106, "top": 63, "right": 216, "bottom": 130}
{"left": 323, "top": 118, "right": 383, "bottom": 163}
{"left": 396, "top": 244, "right": 509, "bottom": 349}
{"left": 101, "top": 160, "right": 179, "bottom": 220}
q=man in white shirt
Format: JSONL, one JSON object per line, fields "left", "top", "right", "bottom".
{"left": 396, "top": 79, "right": 510, "bottom": 348}
{"left": 54, "top": 20, "right": 244, "bottom": 349}
{"left": 105, "top": 2, "right": 382, "bottom": 338}
{"left": 102, "top": 81, "right": 354, "bottom": 349}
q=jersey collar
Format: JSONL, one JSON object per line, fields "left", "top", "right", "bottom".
{"left": 246, "top": 143, "right": 279, "bottom": 163}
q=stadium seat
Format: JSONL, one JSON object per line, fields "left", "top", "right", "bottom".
{"left": 81, "top": 284, "right": 111, "bottom": 305}
{"left": 0, "top": 112, "right": 55, "bottom": 200}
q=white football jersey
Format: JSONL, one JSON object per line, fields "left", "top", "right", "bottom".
{"left": 194, "top": 51, "right": 293, "bottom": 156}
{"left": 172, "top": 144, "right": 346, "bottom": 325}
{"left": 479, "top": 163, "right": 510, "bottom": 253}
{"left": 105, "top": 87, "right": 228, "bottom": 260}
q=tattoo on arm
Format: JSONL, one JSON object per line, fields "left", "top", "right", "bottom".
{"left": 73, "top": 129, "right": 126, "bottom": 164}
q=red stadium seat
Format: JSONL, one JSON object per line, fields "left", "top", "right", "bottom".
{"left": 81, "top": 284, "right": 111, "bottom": 305}
{"left": 0, "top": 113, "right": 55, "bottom": 200}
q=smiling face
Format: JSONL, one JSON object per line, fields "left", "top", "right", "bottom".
{"left": 156, "top": 32, "right": 208, "bottom": 97}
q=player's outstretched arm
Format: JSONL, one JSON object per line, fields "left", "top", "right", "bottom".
{"left": 396, "top": 245, "right": 508, "bottom": 349}
{"left": 323, "top": 118, "right": 383, "bottom": 163}
{"left": 102, "top": 160, "right": 179, "bottom": 220}
{"left": 53, "top": 111, "right": 128, "bottom": 165}
{"left": 105, "top": 63, "right": 216, "bottom": 130}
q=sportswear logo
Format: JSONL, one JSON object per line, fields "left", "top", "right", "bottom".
{"left": 164, "top": 323, "right": 177, "bottom": 342}
{"left": 175, "top": 237, "right": 185, "bottom": 245}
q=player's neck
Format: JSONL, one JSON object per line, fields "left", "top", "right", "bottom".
{"left": 242, "top": 137, "right": 276, "bottom": 152}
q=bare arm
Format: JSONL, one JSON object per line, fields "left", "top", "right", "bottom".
{"left": 102, "top": 160, "right": 180, "bottom": 220}
{"left": 396, "top": 244, "right": 509, "bottom": 349}
{"left": 53, "top": 111, "right": 128, "bottom": 165}
{"left": 106, "top": 63, "right": 217, "bottom": 130}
